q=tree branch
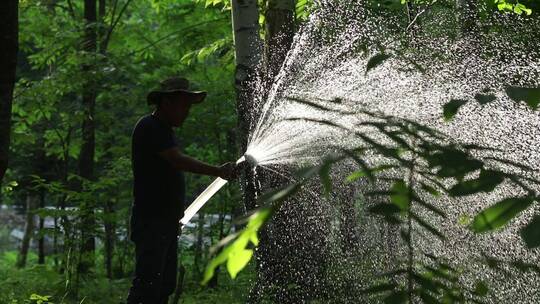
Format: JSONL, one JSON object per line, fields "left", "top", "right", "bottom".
{"left": 128, "top": 18, "right": 227, "bottom": 56}
{"left": 102, "top": 0, "right": 133, "bottom": 52}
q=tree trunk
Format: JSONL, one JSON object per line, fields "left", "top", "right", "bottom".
{"left": 207, "top": 203, "right": 227, "bottom": 288}
{"left": 0, "top": 0, "right": 18, "bottom": 183}
{"left": 103, "top": 200, "right": 115, "bottom": 279}
{"left": 230, "top": 1, "right": 264, "bottom": 297}
{"left": 78, "top": 0, "right": 98, "bottom": 274}
{"left": 38, "top": 190, "right": 46, "bottom": 264}
{"left": 16, "top": 195, "right": 38, "bottom": 268}
{"left": 230, "top": 4, "right": 264, "bottom": 297}
{"left": 193, "top": 212, "right": 205, "bottom": 279}
{"left": 172, "top": 258, "right": 186, "bottom": 304}
{"left": 232, "top": 0, "right": 262, "bottom": 175}
{"left": 264, "top": 0, "right": 296, "bottom": 82}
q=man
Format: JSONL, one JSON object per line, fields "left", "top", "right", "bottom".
{"left": 126, "top": 77, "right": 238, "bottom": 304}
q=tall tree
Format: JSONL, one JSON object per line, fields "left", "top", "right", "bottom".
{"left": 0, "top": 0, "right": 19, "bottom": 183}
{"left": 16, "top": 195, "right": 38, "bottom": 268}
{"left": 231, "top": 0, "right": 263, "bottom": 214}
{"left": 78, "top": 0, "right": 98, "bottom": 273}
{"left": 232, "top": 0, "right": 263, "bottom": 159}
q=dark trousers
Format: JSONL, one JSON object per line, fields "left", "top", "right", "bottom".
{"left": 127, "top": 220, "right": 179, "bottom": 304}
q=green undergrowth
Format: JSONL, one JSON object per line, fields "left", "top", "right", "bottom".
{"left": 0, "top": 250, "right": 255, "bottom": 304}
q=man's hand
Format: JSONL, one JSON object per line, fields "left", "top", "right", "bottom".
{"left": 159, "top": 147, "right": 241, "bottom": 180}
{"left": 218, "top": 162, "right": 239, "bottom": 181}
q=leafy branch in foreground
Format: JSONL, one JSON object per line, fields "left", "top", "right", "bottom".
{"left": 204, "top": 95, "right": 538, "bottom": 302}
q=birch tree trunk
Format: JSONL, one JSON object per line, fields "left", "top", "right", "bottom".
{"left": 0, "top": 0, "right": 18, "bottom": 183}
{"left": 78, "top": 0, "right": 98, "bottom": 274}
{"left": 232, "top": 0, "right": 262, "bottom": 169}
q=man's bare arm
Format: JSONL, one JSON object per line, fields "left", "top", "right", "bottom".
{"left": 158, "top": 147, "right": 235, "bottom": 179}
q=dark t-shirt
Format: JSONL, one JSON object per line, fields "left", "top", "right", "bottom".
{"left": 130, "top": 114, "right": 185, "bottom": 235}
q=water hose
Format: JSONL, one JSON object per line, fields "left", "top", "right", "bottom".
{"left": 179, "top": 155, "right": 249, "bottom": 228}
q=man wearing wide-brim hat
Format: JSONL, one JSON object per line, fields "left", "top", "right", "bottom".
{"left": 126, "top": 77, "right": 238, "bottom": 304}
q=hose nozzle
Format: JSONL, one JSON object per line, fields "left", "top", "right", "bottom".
{"left": 244, "top": 153, "right": 258, "bottom": 166}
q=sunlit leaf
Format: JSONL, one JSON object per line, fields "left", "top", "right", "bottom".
{"left": 346, "top": 170, "right": 368, "bottom": 182}
{"left": 471, "top": 197, "right": 535, "bottom": 233}
{"left": 202, "top": 208, "right": 272, "bottom": 284}
{"left": 226, "top": 248, "right": 253, "bottom": 279}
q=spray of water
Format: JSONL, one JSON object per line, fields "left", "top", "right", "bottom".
{"left": 180, "top": 1, "right": 539, "bottom": 300}
{"left": 240, "top": 2, "right": 540, "bottom": 302}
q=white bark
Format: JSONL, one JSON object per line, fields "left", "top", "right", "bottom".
{"left": 231, "top": 0, "right": 262, "bottom": 86}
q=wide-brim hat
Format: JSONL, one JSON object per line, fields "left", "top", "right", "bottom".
{"left": 147, "top": 77, "right": 207, "bottom": 105}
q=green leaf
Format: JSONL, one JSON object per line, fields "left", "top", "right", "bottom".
{"left": 346, "top": 165, "right": 394, "bottom": 183}
{"left": 449, "top": 170, "right": 505, "bottom": 197}
{"left": 471, "top": 197, "right": 535, "bottom": 233}
{"left": 474, "top": 281, "right": 489, "bottom": 296}
{"left": 346, "top": 170, "right": 368, "bottom": 182}
{"left": 202, "top": 208, "right": 272, "bottom": 285}
{"left": 520, "top": 215, "right": 540, "bottom": 249}
{"left": 226, "top": 249, "right": 253, "bottom": 279}
{"left": 443, "top": 99, "right": 468, "bottom": 121}
{"left": 319, "top": 161, "right": 333, "bottom": 196}
{"left": 366, "top": 53, "right": 392, "bottom": 75}
{"left": 390, "top": 180, "right": 410, "bottom": 211}
{"left": 505, "top": 86, "right": 540, "bottom": 110}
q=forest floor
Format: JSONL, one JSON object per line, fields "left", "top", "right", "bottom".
{"left": 0, "top": 249, "right": 254, "bottom": 304}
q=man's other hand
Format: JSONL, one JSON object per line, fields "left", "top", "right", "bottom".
{"left": 218, "top": 162, "right": 239, "bottom": 180}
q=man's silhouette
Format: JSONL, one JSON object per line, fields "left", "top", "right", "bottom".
{"left": 126, "top": 77, "right": 237, "bottom": 304}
